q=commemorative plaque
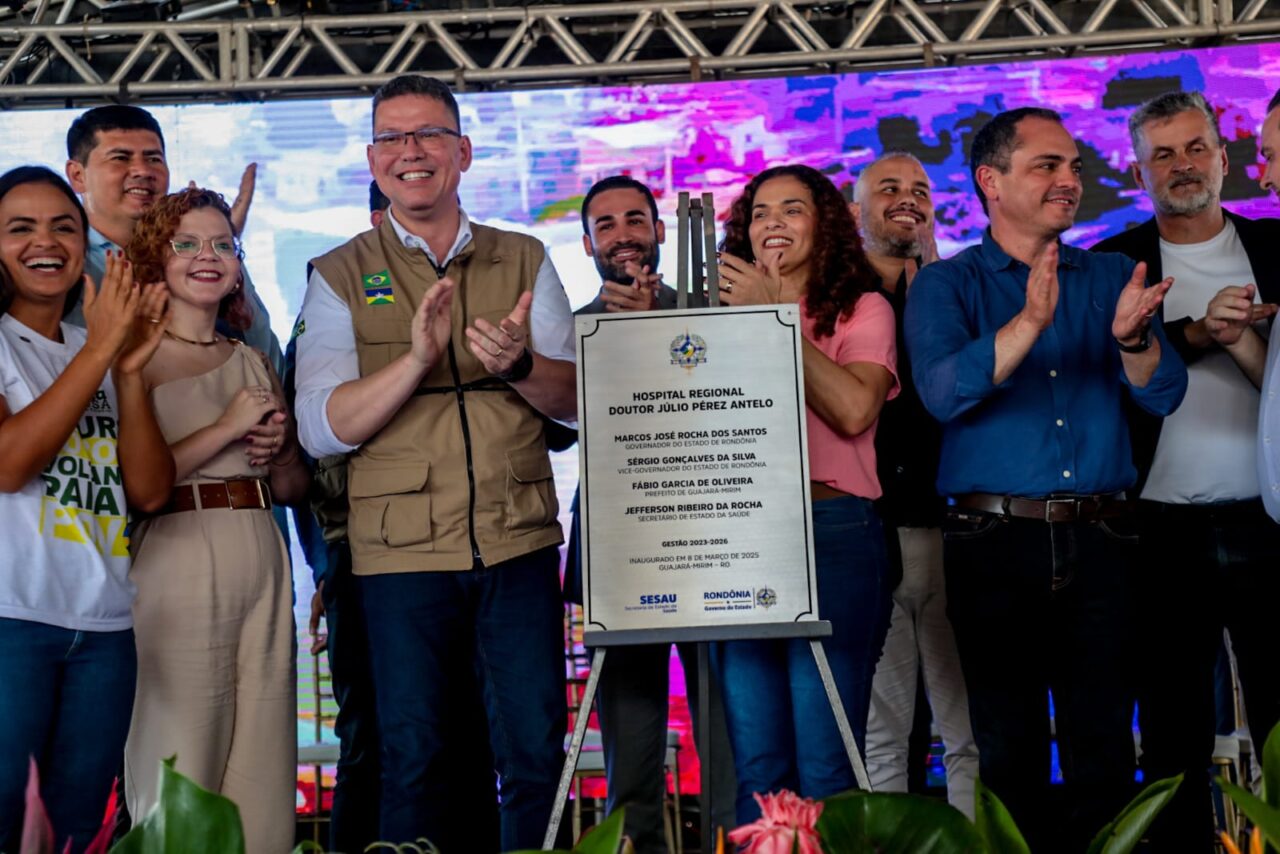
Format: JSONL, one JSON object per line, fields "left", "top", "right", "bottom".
{"left": 577, "top": 303, "right": 819, "bottom": 644}
{"left": 545, "top": 197, "right": 867, "bottom": 851}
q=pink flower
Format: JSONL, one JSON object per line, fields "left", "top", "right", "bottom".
{"left": 728, "top": 790, "right": 824, "bottom": 854}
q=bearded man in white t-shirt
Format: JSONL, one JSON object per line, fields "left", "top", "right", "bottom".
{"left": 1092, "top": 89, "right": 1280, "bottom": 853}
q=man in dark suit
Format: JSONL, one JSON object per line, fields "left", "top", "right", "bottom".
{"left": 1093, "top": 90, "right": 1280, "bottom": 852}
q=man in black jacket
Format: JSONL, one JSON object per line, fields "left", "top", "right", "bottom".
{"left": 1093, "top": 90, "right": 1280, "bottom": 852}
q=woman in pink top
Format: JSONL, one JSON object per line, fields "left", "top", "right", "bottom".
{"left": 715, "top": 164, "right": 899, "bottom": 823}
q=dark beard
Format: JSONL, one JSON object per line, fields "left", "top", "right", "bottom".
{"left": 593, "top": 242, "right": 660, "bottom": 285}
{"left": 863, "top": 224, "right": 920, "bottom": 260}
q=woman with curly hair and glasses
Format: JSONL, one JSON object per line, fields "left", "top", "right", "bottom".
{"left": 122, "top": 187, "right": 308, "bottom": 853}
{"left": 714, "top": 164, "right": 899, "bottom": 822}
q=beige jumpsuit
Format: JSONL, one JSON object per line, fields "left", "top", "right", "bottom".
{"left": 125, "top": 343, "right": 296, "bottom": 854}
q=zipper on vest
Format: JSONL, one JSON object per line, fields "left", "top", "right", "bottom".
{"left": 436, "top": 259, "right": 483, "bottom": 565}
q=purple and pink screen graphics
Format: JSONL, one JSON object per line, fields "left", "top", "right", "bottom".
{"left": 1, "top": 41, "right": 1277, "bottom": 342}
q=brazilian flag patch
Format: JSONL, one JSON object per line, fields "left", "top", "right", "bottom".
{"left": 362, "top": 270, "right": 395, "bottom": 305}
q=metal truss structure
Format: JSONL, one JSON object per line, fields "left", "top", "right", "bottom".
{"left": 0, "top": 0, "right": 1279, "bottom": 107}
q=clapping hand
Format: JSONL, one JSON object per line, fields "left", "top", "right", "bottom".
{"left": 189, "top": 164, "right": 257, "bottom": 236}
{"left": 467, "top": 291, "right": 533, "bottom": 377}
{"left": 409, "top": 278, "right": 455, "bottom": 372}
{"left": 601, "top": 261, "right": 661, "bottom": 312}
{"left": 1113, "top": 262, "right": 1173, "bottom": 345}
{"left": 718, "top": 250, "right": 783, "bottom": 306}
{"left": 1205, "top": 284, "right": 1278, "bottom": 347}
{"left": 115, "top": 282, "right": 172, "bottom": 376}
{"left": 83, "top": 250, "right": 141, "bottom": 363}
{"left": 1020, "top": 243, "right": 1060, "bottom": 332}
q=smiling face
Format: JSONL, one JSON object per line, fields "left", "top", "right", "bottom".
{"left": 1133, "top": 109, "right": 1226, "bottom": 217}
{"left": 979, "top": 116, "right": 1082, "bottom": 239}
{"left": 747, "top": 175, "right": 816, "bottom": 278}
{"left": 858, "top": 156, "right": 934, "bottom": 259}
{"left": 163, "top": 207, "right": 240, "bottom": 312}
{"left": 0, "top": 181, "right": 87, "bottom": 309}
{"left": 583, "top": 187, "right": 664, "bottom": 285}
{"left": 65, "top": 128, "right": 168, "bottom": 243}
{"left": 367, "top": 94, "right": 472, "bottom": 225}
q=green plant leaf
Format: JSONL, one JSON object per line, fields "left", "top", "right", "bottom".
{"left": 1084, "top": 773, "right": 1182, "bottom": 854}
{"left": 973, "top": 778, "right": 1031, "bottom": 854}
{"left": 109, "top": 758, "right": 245, "bottom": 854}
{"left": 507, "top": 808, "right": 626, "bottom": 854}
{"left": 1264, "top": 720, "right": 1280, "bottom": 810}
{"left": 816, "top": 790, "right": 986, "bottom": 853}
{"left": 291, "top": 843, "right": 326, "bottom": 853}
{"left": 1221, "top": 778, "right": 1280, "bottom": 850}
{"left": 572, "top": 808, "right": 626, "bottom": 854}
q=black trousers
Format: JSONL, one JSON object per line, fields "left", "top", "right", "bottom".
{"left": 943, "top": 511, "right": 1137, "bottom": 854}
{"left": 1135, "top": 498, "right": 1280, "bottom": 853}
{"left": 596, "top": 643, "right": 737, "bottom": 853}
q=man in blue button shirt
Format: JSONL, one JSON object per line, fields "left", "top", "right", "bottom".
{"left": 63, "top": 105, "right": 282, "bottom": 369}
{"left": 904, "top": 107, "right": 1187, "bottom": 852}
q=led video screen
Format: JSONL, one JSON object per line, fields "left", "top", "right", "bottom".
{"left": 1, "top": 42, "right": 1276, "bottom": 341}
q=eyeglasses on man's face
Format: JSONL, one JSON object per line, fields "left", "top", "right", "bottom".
{"left": 371, "top": 126, "right": 462, "bottom": 150}
{"left": 169, "top": 234, "right": 241, "bottom": 259}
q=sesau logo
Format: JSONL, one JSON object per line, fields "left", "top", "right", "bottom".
{"left": 627, "top": 592, "right": 679, "bottom": 615}
{"left": 755, "top": 587, "right": 777, "bottom": 609}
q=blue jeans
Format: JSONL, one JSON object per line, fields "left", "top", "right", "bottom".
{"left": 943, "top": 510, "right": 1136, "bottom": 854}
{"left": 0, "top": 619, "right": 136, "bottom": 853}
{"left": 716, "top": 496, "right": 892, "bottom": 824}
{"left": 360, "top": 547, "right": 567, "bottom": 852}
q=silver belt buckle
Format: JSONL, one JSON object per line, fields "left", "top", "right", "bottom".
{"left": 1043, "top": 497, "right": 1077, "bottom": 522}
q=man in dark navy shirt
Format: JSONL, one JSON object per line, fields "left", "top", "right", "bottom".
{"left": 853, "top": 152, "right": 978, "bottom": 817}
{"left": 904, "top": 108, "right": 1187, "bottom": 852}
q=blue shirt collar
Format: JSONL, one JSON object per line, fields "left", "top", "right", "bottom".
{"left": 978, "top": 228, "right": 1083, "bottom": 273}
{"left": 88, "top": 224, "right": 118, "bottom": 253}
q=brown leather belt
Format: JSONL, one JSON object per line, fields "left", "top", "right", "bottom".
{"left": 159, "top": 478, "right": 272, "bottom": 515}
{"left": 952, "top": 492, "right": 1129, "bottom": 523}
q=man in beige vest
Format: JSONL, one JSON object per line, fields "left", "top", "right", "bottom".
{"left": 294, "top": 74, "right": 577, "bottom": 852}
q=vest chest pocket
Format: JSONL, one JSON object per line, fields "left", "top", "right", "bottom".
{"left": 355, "top": 319, "right": 412, "bottom": 375}
{"left": 348, "top": 462, "right": 433, "bottom": 552}
{"left": 505, "top": 447, "right": 558, "bottom": 533}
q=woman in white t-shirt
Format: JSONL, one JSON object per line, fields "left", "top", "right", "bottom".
{"left": 0, "top": 166, "right": 174, "bottom": 853}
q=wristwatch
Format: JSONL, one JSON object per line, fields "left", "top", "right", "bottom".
{"left": 1115, "top": 325, "right": 1152, "bottom": 353}
{"left": 496, "top": 346, "right": 535, "bottom": 383}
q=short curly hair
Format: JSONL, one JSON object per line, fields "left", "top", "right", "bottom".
{"left": 719, "top": 164, "right": 877, "bottom": 339}
{"left": 126, "top": 187, "right": 251, "bottom": 331}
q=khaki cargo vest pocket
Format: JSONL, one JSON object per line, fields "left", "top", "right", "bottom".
{"left": 355, "top": 319, "right": 412, "bottom": 375}
{"left": 348, "top": 462, "right": 433, "bottom": 552}
{"left": 505, "top": 447, "right": 558, "bottom": 532}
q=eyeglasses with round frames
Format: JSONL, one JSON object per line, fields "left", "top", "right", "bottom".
{"left": 169, "top": 234, "right": 241, "bottom": 259}
{"left": 372, "top": 126, "right": 462, "bottom": 149}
